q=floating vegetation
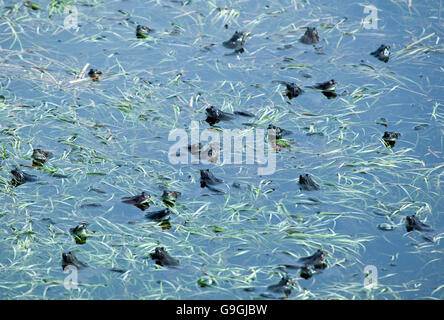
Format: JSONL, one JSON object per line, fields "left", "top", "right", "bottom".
{"left": 24, "top": 1, "right": 41, "bottom": 11}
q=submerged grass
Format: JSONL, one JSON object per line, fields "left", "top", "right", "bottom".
{"left": 0, "top": 0, "right": 442, "bottom": 300}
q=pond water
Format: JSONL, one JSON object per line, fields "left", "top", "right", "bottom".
{"left": 0, "top": 0, "right": 443, "bottom": 299}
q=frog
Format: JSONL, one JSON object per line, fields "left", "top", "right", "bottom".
{"left": 62, "top": 251, "right": 127, "bottom": 275}
{"left": 267, "top": 124, "right": 292, "bottom": 140}
{"left": 10, "top": 168, "right": 37, "bottom": 186}
{"left": 136, "top": 25, "right": 152, "bottom": 39}
{"left": 69, "top": 222, "right": 91, "bottom": 245}
{"left": 150, "top": 247, "right": 179, "bottom": 267}
{"left": 145, "top": 208, "right": 171, "bottom": 221}
{"left": 187, "top": 142, "right": 219, "bottom": 163}
{"left": 371, "top": 44, "right": 390, "bottom": 63}
{"left": 222, "top": 31, "right": 247, "bottom": 53}
{"left": 382, "top": 131, "right": 400, "bottom": 148}
{"left": 405, "top": 215, "right": 433, "bottom": 233}
{"left": 300, "top": 27, "right": 320, "bottom": 45}
{"left": 233, "top": 110, "right": 255, "bottom": 118}
{"left": 88, "top": 68, "right": 102, "bottom": 82}
{"left": 205, "top": 106, "right": 253, "bottom": 125}
{"left": 414, "top": 124, "right": 429, "bottom": 131}
{"left": 299, "top": 174, "right": 320, "bottom": 191}
{"left": 313, "top": 79, "right": 336, "bottom": 91}
{"left": 200, "top": 169, "right": 223, "bottom": 187}
{"left": 276, "top": 81, "right": 303, "bottom": 99}
{"left": 309, "top": 79, "right": 337, "bottom": 98}
{"left": 188, "top": 142, "right": 204, "bottom": 155}
{"left": 298, "top": 249, "right": 328, "bottom": 269}
{"left": 161, "top": 190, "right": 181, "bottom": 207}
{"left": 31, "top": 148, "right": 52, "bottom": 167}
{"left": 200, "top": 169, "right": 224, "bottom": 194}
{"left": 62, "top": 251, "right": 88, "bottom": 270}
{"left": 205, "top": 106, "right": 235, "bottom": 124}
{"left": 121, "top": 191, "right": 150, "bottom": 211}
{"left": 267, "top": 275, "right": 292, "bottom": 297}
{"left": 282, "top": 249, "right": 328, "bottom": 279}
{"left": 285, "top": 82, "right": 303, "bottom": 99}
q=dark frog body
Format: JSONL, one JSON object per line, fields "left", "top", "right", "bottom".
{"left": 371, "top": 45, "right": 390, "bottom": 63}
{"left": 187, "top": 142, "right": 218, "bottom": 163}
{"left": 299, "top": 174, "right": 320, "bottom": 191}
{"left": 283, "top": 249, "right": 328, "bottom": 280}
{"left": 10, "top": 168, "right": 37, "bottom": 186}
{"left": 145, "top": 208, "right": 171, "bottom": 221}
{"left": 312, "top": 79, "right": 337, "bottom": 99}
{"left": 200, "top": 169, "right": 223, "bottom": 187}
{"left": 277, "top": 81, "right": 303, "bottom": 99}
{"left": 62, "top": 251, "right": 88, "bottom": 270}
{"left": 205, "top": 106, "right": 235, "bottom": 125}
{"left": 200, "top": 169, "right": 224, "bottom": 194}
{"left": 122, "top": 191, "right": 150, "bottom": 211}
{"left": 382, "top": 131, "right": 400, "bottom": 148}
{"left": 233, "top": 110, "right": 254, "bottom": 117}
{"left": 267, "top": 124, "right": 292, "bottom": 140}
{"left": 285, "top": 83, "right": 303, "bottom": 100}
{"left": 298, "top": 249, "right": 328, "bottom": 269}
{"left": 136, "top": 25, "right": 152, "bottom": 39}
{"left": 267, "top": 275, "right": 292, "bottom": 297}
{"left": 300, "top": 27, "right": 320, "bottom": 45}
{"left": 223, "top": 31, "right": 247, "bottom": 53}
{"left": 88, "top": 69, "right": 102, "bottom": 82}
{"left": 406, "top": 215, "right": 433, "bottom": 233}
{"left": 314, "top": 80, "right": 336, "bottom": 92}
{"left": 205, "top": 106, "right": 254, "bottom": 125}
{"left": 150, "top": 247, "right": 179, "bottom": 267}
{"left": 32, "top": 148, "right": 52, "bottom": 167}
